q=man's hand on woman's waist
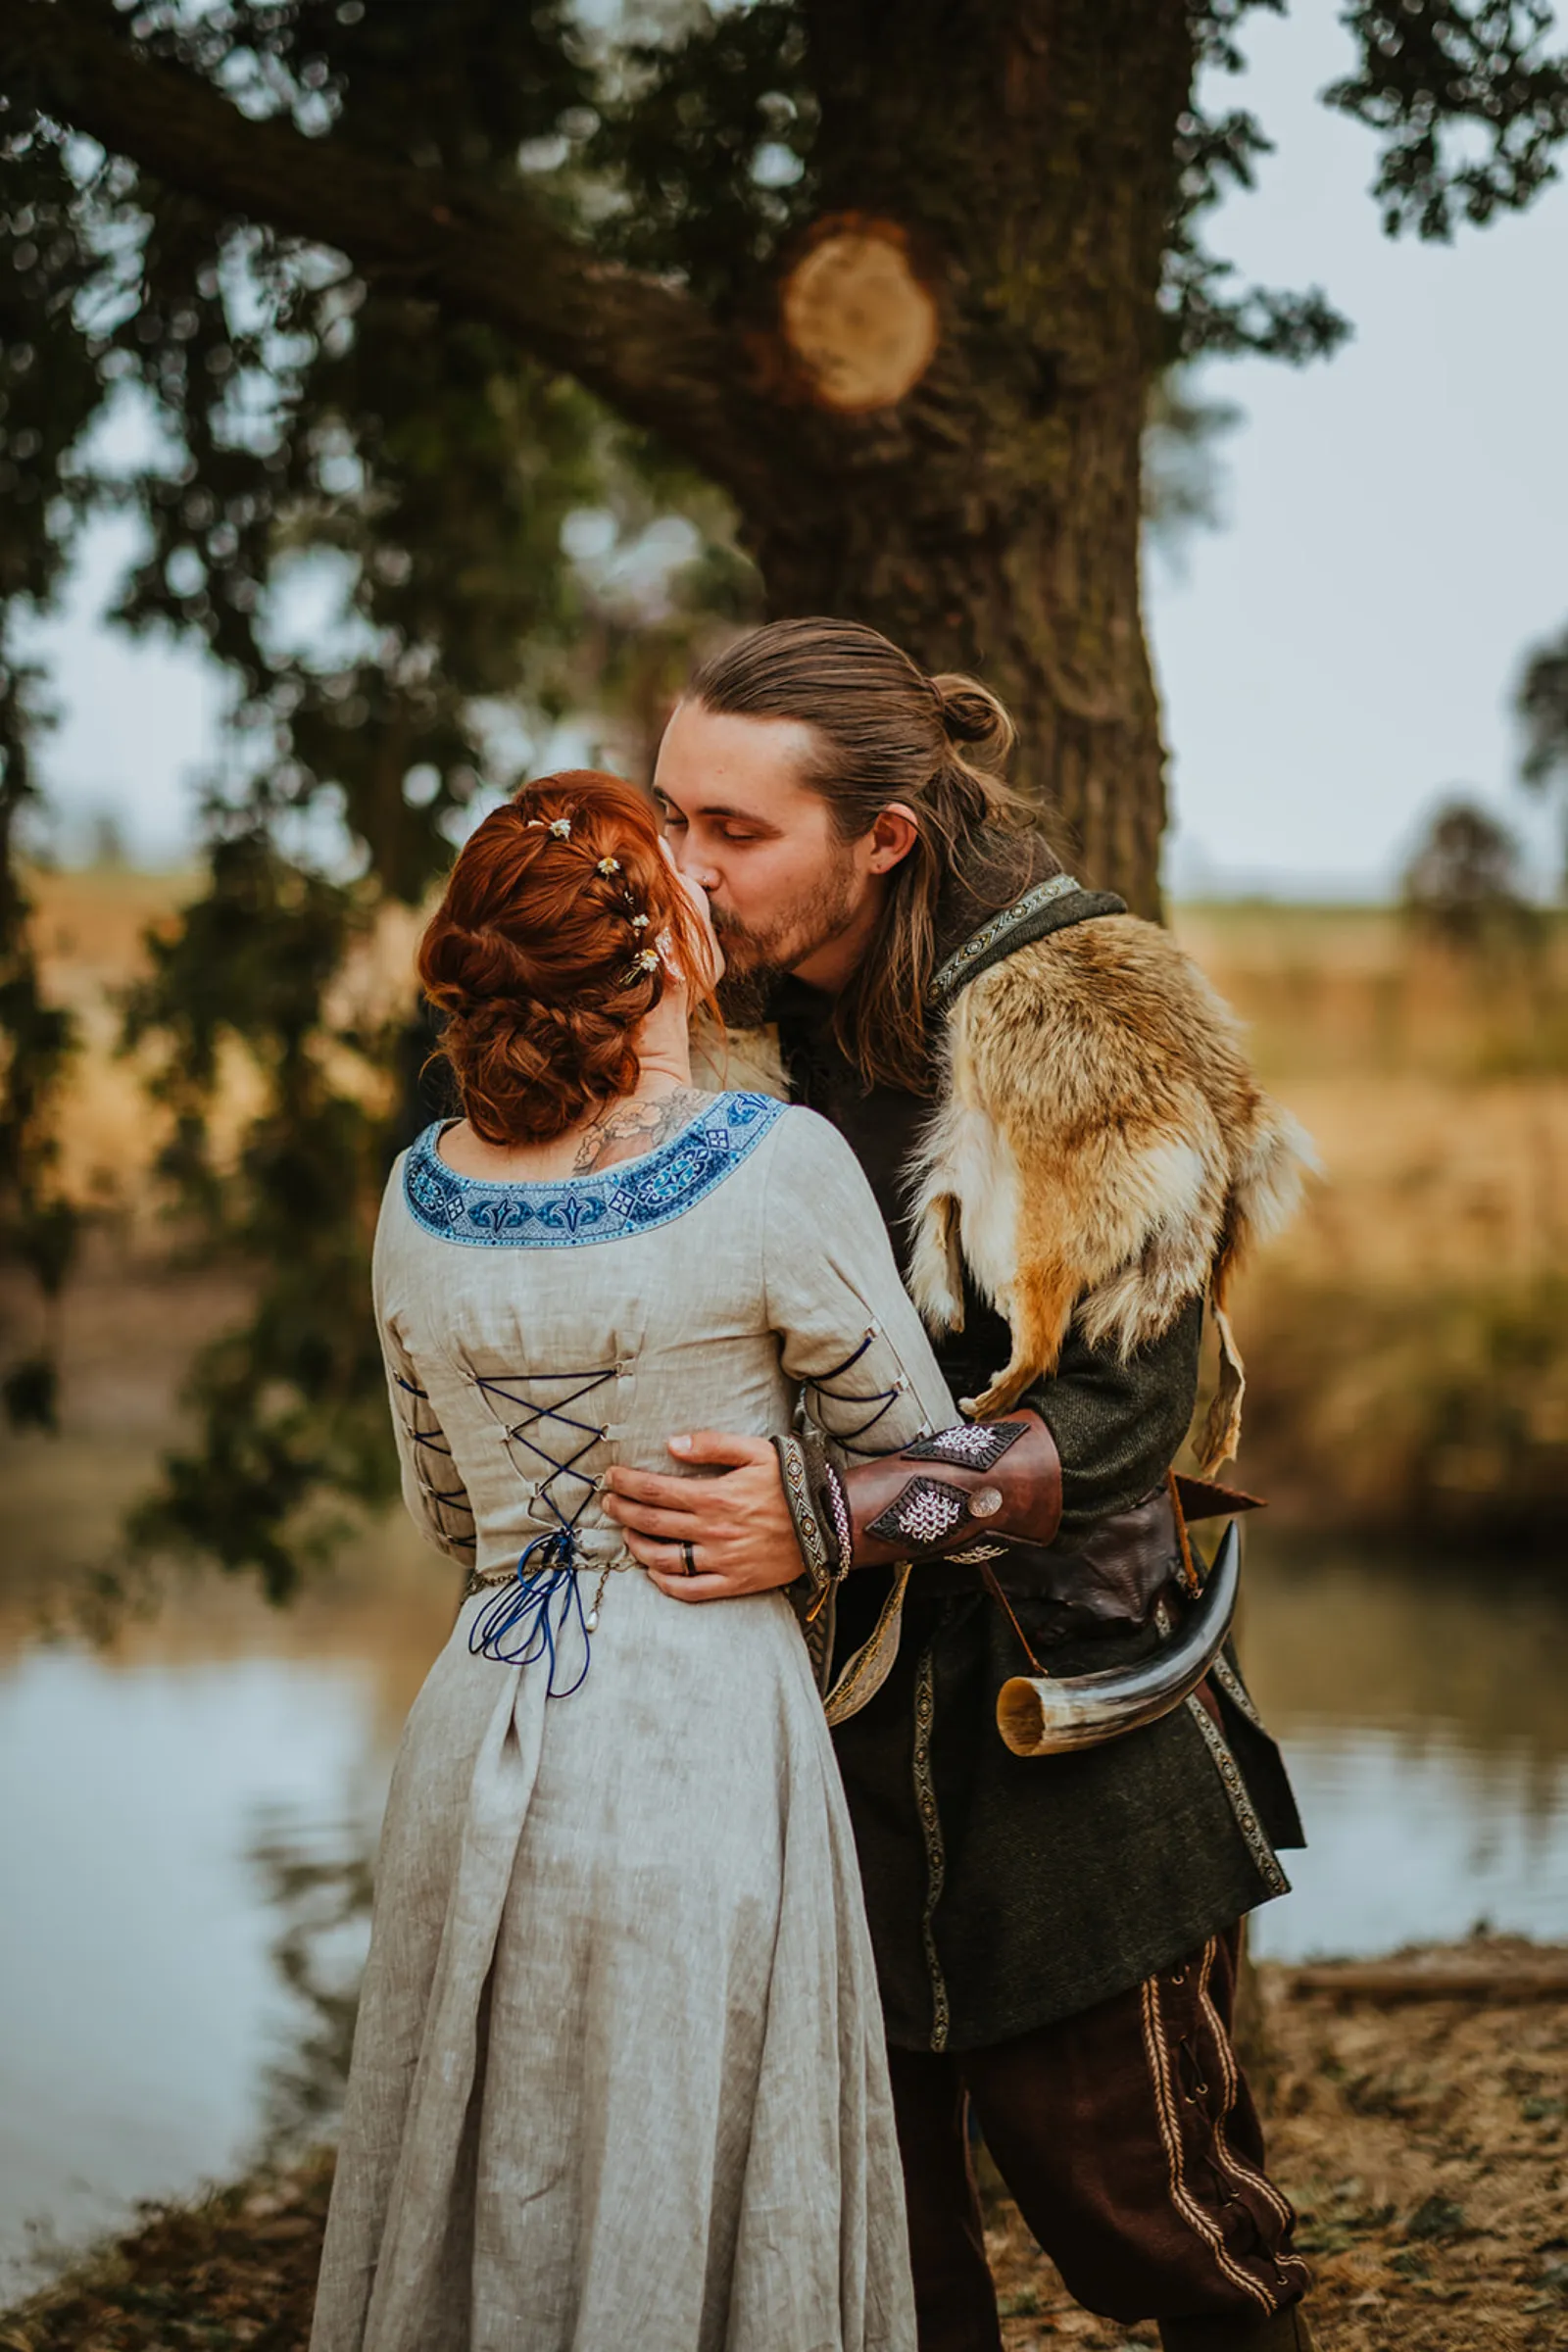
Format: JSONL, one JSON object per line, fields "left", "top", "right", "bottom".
{"left": 604, "top": 1434, "right": 803, "bottom": 1600}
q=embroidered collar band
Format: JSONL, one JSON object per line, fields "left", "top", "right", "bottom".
{"left": 403, "top": 1091, "right": 785, "bottom": 1248}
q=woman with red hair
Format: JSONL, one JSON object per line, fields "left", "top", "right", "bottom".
{"left": 310, "top": 772, "right": 955, "bottom": 2352}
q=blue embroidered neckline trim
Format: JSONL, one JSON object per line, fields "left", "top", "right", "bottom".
{"left": 403, "top": 1091, "right": 787, "bottom": 1249}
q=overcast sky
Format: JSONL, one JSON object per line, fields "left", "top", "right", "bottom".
{"left": 23, "top": 5, "right": 1568, "bottom": 894}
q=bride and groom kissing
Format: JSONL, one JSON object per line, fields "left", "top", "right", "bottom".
{"left": 308, "top": 616, "right": 1320, "bottom": 2352}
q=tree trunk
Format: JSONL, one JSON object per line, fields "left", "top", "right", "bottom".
{"left": 751, "top": 449, "right": 1166, "bottom": 913}
{"left": 738, "top": 0, "right": 1194, "bottom": 914}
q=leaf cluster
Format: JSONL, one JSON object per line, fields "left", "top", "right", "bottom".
{"left": 1166, "top": 7, "right": 1351, "bottom": 365}
{"left": 0, "top": 649, "right": 77, "bottom": 1430}
{"left": 1328, "top": 1, "right": 1568, "bottom": 240}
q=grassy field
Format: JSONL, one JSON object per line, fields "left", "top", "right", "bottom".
{"left": 12, "top": 868, "right": 1568, "bottom": 1544}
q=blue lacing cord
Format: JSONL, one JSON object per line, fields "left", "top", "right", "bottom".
{"left": 395, "top": 1373, "right": 476, "bottom": 1532}
{"left": 467, "top": 1529, "right": 594, "bottom": 1693}
{"left": 476, "top": 1369, "right": 613, "bottom": 1526}
{"left": 466, "top": 1366, "right": 616, "bottom": 1694}
{"left": 805, "top": 1331, "right": 903, "bottom": 1457}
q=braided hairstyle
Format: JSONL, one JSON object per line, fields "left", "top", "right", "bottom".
{"left": 418, "top": 770, "right": 715, "bottom": 1146}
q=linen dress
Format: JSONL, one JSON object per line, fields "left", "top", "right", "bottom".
{"left": 309, "top": 1091, "right": 956, "bottom": 2352}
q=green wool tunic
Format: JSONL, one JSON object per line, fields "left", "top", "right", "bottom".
{"left": 771, "top": 873, "right": 1305, "bottom": 2054}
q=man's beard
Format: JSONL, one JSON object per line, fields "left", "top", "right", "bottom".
{"left": 711, "top": 863, "right": 859, "bottom": 1027}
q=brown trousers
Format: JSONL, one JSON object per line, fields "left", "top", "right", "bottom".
{"left": 889, "top": 1931, "right": 1312, "bottom": 2346}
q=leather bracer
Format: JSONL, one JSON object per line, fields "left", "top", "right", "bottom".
{"left": 775, "top": 1411, "right": 1063, "bottom": 1603}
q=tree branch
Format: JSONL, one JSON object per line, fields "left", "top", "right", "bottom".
{"left": 1, "top": 0, "right": 771, "bottom": 498}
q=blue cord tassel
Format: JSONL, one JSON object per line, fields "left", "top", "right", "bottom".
{"left": 468, "top": 1530, "right": 593, "bottom": 1696}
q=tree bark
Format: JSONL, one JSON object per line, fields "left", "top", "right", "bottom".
{"left": 750, "top": 447, "right": 1167, "bottom": 911}
{"left": 6, "top": 0, "right": 1197, "bottom": 910}
{"left": 736, "top": 0, "right": 1194, "bottom": 910}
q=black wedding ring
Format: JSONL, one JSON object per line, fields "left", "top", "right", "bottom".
{"left": 680, "top": 1540, "right": 698, "bottom": 1577}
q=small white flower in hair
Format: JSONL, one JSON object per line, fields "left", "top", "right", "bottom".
{"left": 629, "top": 911, "right": 650, "bottom": 930}
{"left": 548, "top": 815, "right": 573, "bottom": 839}
{"left": 597, "top": 857, "right": 621, "bottom": 876}
{"left": 630, "top": 947, "right": 660, "bottom": 975}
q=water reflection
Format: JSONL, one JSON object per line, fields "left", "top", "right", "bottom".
{"left": 248, "top": 1809, "right": 374, "bottom": 2152}
{"left": 2, "top": 1522, "right": 1567, "bottom": 2297}
{"left": 1238, "top": 1535, "right": 1568, "bottom": 1957}
{"left": 0, "top": 1648, "right": 383, "bottom": 2298}
{"left": 1253, "top": 1728, "right": 1568, "bottom": 1959}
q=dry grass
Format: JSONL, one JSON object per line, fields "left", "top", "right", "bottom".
{"left": 18, "top": 872, "right": 1568, "bottom": 1543}
{"left": 5, "top": 1954, "right": 1565, "bottom": 2351}
{"left": 1171, "top": 906, "right": 1568, "bottom": 1540}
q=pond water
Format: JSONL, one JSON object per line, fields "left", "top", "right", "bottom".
{"left": 3, "top": 1518, "right": 1567, "bottom": 2301}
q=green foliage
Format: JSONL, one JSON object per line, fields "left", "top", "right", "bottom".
{"left": 1165, "top": 28, "right": 1351, "bottom": 364}
{"left": 1142, "top": 371, "right": 1244, "bottom": 556}
{"left": 0, "top": 646, "right": 77, "bottom": 1431}
{"left": 118, "top": 831, "right": 404, "bottom": 1595}
{"left": 1329, "top": 3, "right": 1568, "bottom": 239}
{"left": 0, "top": 115, "right": 111, "bottom": 1428}
{"left": 587, "top": 1, "right": 816, "bottom": 309}
{"left": 1, "top": 5, "right": 758, "bottom": 1582}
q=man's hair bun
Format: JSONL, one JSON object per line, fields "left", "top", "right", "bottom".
{"left": 930, "top": 671, "right": 1017, "bottom": 763}
{"left": 416, "top": 770, "right": 712, "bottom": 1148}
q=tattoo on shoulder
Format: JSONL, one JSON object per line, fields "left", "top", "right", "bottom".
{"left": 571, "top": 1087, "right": 713, "bottom": 1175}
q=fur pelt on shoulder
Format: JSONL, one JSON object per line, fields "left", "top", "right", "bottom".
{"left": 906, "top": 911, "right": 1315, "bottom": 1468}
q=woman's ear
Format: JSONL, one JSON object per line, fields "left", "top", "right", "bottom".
{"left": 866, "top": 803, "right": 920, "bottom": 874}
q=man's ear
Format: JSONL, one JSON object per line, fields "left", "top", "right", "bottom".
{"left": 866, "top": 803, "right": 920, "bottom": 874}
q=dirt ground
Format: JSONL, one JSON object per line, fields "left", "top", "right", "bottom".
{"left": 5, "top": 1945, "right": 1567, "bottom": 2351}
{"left": 986, "top": 1946, "right": 1568, "bottom": 2350}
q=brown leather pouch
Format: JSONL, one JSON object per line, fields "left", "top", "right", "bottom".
{"left": 909, "top": 1476, "right": 1262, "bottom": 1637}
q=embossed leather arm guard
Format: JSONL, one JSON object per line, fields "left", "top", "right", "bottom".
{"left": 843, "top": 1410, "right": 1063, "bottom": 1567}
{"left": 775, "top": 1412, "right": 1063, "bottom": 1598}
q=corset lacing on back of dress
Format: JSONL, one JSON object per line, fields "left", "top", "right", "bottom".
{"left": 465, "top": 1367, "right": 620, "bottom": 1692}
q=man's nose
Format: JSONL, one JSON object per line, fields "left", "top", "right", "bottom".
{"left": 677, "top": 839, "right": 721, "bottom": 893}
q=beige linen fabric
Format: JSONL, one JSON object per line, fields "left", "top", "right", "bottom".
{"left": 310, "top": 1096, "right": 956, "bottom": 2352}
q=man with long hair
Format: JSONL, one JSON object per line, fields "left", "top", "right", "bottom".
{"left": 605, "top": 618, "right": 1320, "bottom": 2352}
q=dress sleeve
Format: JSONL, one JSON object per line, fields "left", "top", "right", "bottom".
{"left": 372, "top": 1179, "right": 477, "bottom": 1567}
{"left": 762, "top": 1109, "right": 956, "bottom": 1457}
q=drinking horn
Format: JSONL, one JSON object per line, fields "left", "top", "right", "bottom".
{"left": 996, "top": 1520, "right": 1242, "bottom": 1757}
{"left": 817, "top": 1410, "right": 1249, "bottom": 1755}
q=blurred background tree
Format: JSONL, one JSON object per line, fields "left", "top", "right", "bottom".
{"left": 1401, "top": 798, "right": 1540, "bottom": 956}
{"left": 1518, "top": 614, "right": 1568, "bottom": 881}
{"left": 2, "top": 0, "right": 1567, "bottom": 1591}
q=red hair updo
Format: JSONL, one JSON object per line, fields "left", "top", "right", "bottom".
{"left": 417, "top": 770, "right": 714, "bottom": 1146}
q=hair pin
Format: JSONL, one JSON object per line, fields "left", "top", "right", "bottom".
{"left": 627, "top": 947, "right": 661, "bottom": 977}
{"left": 597, "top": 857, "right": 621, "bottom": 876}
